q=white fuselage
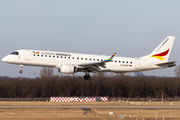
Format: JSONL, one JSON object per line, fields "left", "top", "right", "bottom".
{"left": 2, "top": 49, "right": 161, "bottom": 73}
{"left": 2, "top": 36, "right": 176, "bottom": 80}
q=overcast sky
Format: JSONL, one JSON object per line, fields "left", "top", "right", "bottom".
{"left": 0, "top": 0, "right": 180, "bottom": 78}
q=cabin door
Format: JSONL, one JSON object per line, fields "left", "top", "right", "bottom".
{"left": 25, "top": 50, "right": 30, "bottom": 60}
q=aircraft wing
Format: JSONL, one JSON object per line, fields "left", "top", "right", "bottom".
{"left": 78, "top": 53, "right": 116, "bottom": 72}
{"left": 155, "top": 61, "right": 177, "bottom": 67}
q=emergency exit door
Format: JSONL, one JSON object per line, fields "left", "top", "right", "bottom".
{"left": 135, "top": 58, "right": 139, "bottom": 69}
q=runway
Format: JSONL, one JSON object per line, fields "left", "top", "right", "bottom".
{"left": 0, "top": 105, "right": 180, "bottom": 109}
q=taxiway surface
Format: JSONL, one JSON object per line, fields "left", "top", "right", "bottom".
{"left": 0, "top": 105, "right": 180, "bottom": 109}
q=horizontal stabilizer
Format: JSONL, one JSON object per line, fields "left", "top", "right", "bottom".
{"left": 155, "top": 61, "right": 177, "bottom": 67}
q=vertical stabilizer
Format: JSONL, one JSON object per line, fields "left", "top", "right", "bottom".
{"left": 140, "top": 36, "right": 175, "bottom": 62}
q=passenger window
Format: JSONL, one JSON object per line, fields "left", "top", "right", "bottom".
{"left": 119, "top": 61, "right": 121, "bottom": 63}
{"left": 69, "top": 57, "right": 70, "bottom": 59}
{"left": 111, "top": 60, "right": 113, "bottom": 62}
{"left": 90, "top": 58, "right": 91, "bottom": 60}
{"left": 81, "top": 58, "right": 83, "bottom": 60}
{"left": 123, "top": 61, "right": 124, "bottom": 63}
{"left": 77, "top": 57, "right": 79, "bottom": 60}
{"left": 72, "top": 57, "right": 74, "bottom": 59}
{"left": 49, "top": 55, "right": 51, "bottom": 57}
{"left": 97, "top": 59, "right": 99, "bottom": 61}
{"left": 45, "top": 55, "right": 47, "bottom": 57}
{"left": 61, "top": 56, "right": 63, "bottom": 58}
{"left": 93, "top": 59, "right": 95, "bottom": 61}
{"left": 37, "top": 55, "right": 39, "bottom": 57}
{"left": 115, "top": 60, "right": 117, "bottom": 62}
{"left": 85, "top": 58, "right": 87, "bottom": 60}
{"left": 101, "top": 59, "right": 103, "bottom": 61}
{"left": 57, "top": 56, "right": 59, "bottom": 58}
{"left": 34, "top": 54, "right": 35, "bottom": 56}
{"left": 53, "top": 56, "right": 55, "bottom": 58}
{"left": 127, "top": 61, "right": 128, "bottom": 63}
{"left": 130, "top": 62, "right": 132, "bottom": 64}
{"left": 65, "top": 57, "right": 66, "bottom": 59}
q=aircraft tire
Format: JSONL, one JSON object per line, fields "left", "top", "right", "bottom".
{"left": 19, "top": 70, "right": 23, "bottom": 74}
{"left": 84, "top": 75, "right": 91, "bottom": 80}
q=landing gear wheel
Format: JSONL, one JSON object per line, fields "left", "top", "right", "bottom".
{"left": 19, "top": 65, "right": 23, "bottom": 74}
{"left": 87, "top": 75, "right": 91, "bottom": 80}
{"left": 84, "top": 73, "right": 91, "bottom": 80}
{"left": 19, "top": 70, "right": 23, "bottom": 74}
{"left": 84, "top": 72, "right": 91, "bottom": 80}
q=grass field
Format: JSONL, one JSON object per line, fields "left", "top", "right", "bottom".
{"left": 0, "top": 101, "right": 180, "bottom": 120}
{"left": 0, "top": 108, "right": 179, "bottom": 120}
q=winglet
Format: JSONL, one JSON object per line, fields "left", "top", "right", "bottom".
{"left": 105, "top": 53, "right": 116, "bottom": 62}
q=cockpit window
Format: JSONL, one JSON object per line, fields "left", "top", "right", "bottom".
{"left": 10, "top": 52, "right": 19, "bottom": 55}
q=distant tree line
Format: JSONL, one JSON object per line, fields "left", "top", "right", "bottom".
{"left": 0, "top": 75, "right": 180, "bottom": 98}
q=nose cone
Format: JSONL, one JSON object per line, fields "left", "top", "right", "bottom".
{"left": 2, "top": 56, "right": 8, "bottom": 62}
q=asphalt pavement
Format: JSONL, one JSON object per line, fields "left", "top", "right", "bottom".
{"left": 0, "top": 105, "right": 180, "bottom": 109}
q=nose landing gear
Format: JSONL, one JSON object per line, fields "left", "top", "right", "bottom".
{"left": 84, "top": 72, "right": 91, "bottom": 80}
{"left": 19, "top": 70, "right": 23, "bottom": 74}
{"left": 19, "top": 65, "right": 23, "bottom": 74}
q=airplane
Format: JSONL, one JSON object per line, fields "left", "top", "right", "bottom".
{"left": 2, "top": 36, "right": 176, "bottom": 80}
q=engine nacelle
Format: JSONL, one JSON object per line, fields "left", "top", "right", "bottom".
{"left": 57, "top": 64, "right": 78, "bottom": 74}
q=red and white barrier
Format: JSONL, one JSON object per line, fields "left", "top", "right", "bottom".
{"left": 79, "top": 97, "right": 96, "bottom": 102}
{"left": 50, "top": 97, "right": 107, "bottom": 102}
{"left": 100, "top": 97, "right": 108, "bottom": 102}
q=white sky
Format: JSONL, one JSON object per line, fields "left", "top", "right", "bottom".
{"left": 0, "top": 0, "right": 180, "bottom": 78}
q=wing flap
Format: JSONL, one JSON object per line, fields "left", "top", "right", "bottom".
{"left": 78, "top": 53, "right": 116, "bottom": 72}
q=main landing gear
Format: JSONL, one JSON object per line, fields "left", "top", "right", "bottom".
{"left": 84, "top": 72, "right": 91, "bottom": 80}
{"left": 19, "top": 65, "right": 23, "bottom": 74}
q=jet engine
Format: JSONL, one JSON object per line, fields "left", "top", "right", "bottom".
{"left": 57, "top": 64, "right": 78, "bottom": 74}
